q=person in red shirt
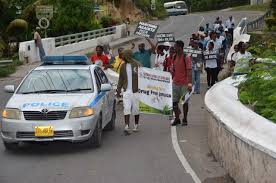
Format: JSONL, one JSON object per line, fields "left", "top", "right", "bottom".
{"left": 163, "top": 47, "right": 175, "bottom": 76}
{"left": 90, "top": 45, "right": 109, "bottom": 68}
{"left": 171, "top": 40, "right": 192, "bottom": 126}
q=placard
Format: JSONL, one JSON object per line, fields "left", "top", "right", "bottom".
{"left": 138, "top": 67, "right": 172, "bottom": 115}
{"left": 156, "top": 33, "right": 175, "bottom": 43}
{"left": 134, "top": 22, "right": 159, "bottom": 39}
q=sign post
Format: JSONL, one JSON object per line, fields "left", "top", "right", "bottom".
{"left": 36, "top": 5, "right": 54, "bottom": 38}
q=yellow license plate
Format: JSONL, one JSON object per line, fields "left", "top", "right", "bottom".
{"left": 34, "top": 126, "right": 54, "bottom": 137}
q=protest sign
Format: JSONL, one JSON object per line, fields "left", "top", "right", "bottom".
{"left": 134, "top": 22, "right": 159, "bottom": 39}
{"left": 156, "top": 33, "right": 175, "bottom": 43}
{"left": 138, "top": 67, "right": 172, "bottom": 115}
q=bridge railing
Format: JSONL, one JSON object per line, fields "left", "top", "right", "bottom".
{"left": 247, "top": 10, "right": 272, "bottom": 32}
{"left": 54, "top": 26, "right": 116, "bottom": 47}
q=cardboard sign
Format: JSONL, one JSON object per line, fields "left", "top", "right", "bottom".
{"left": 134, "top": 22, "right": 159, "bottom": 39}
{"left": 156, "top": 33, "right": 175, "bottom": 43}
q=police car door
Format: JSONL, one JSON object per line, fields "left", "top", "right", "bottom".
{"left": 95, "top": 67, "right": 112, "bottom": 126}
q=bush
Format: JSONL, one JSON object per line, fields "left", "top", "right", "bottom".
{"left": 239, "top": 62, "right": 276, "bottom": 123}
{"left": 0, "top": 58, "right": 22, "bottom": 78}
{"left": 100, "top": 16, "right": 120, "bottom": 28}
{"left": 265, "top": 17, "right": 276, "bottom": 31}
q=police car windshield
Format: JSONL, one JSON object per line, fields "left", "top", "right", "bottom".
{"left": 17, "top": 69, "right": 93, "bottom": 94}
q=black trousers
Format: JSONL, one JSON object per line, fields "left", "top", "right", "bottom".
{"left": 206, "top": 68, "right": 218, "bottom": 87}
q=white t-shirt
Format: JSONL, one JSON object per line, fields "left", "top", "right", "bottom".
{"left": 154, "top": 54, "right": 166, "bottom": 70}
{"left": 232, "top": 51, "right": 252, "bottom": 62}
{"left": 226, "top": 19, "right": 235, "bottom": 28}
{"left": 126, "top": 64, "right": 132, "bottom": 92}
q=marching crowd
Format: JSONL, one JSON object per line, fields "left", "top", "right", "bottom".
{"left": 88, "top": 16, "right": 252, "bottom": 133}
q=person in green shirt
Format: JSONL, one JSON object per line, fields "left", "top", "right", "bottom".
{"left": 133, "top": 38, "right": 156, "bottom": 68}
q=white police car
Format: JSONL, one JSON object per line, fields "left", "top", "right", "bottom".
{"left": 1, "top": 56, "right": 116, "bottom": 150}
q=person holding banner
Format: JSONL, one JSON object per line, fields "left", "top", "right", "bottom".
{"left": 171, "top": 40, "right": 192, "bottom": 126}
{"left": 133, "top": 38, "right": 156, "bottom": 68}
{"left": 163, "top": 47, "right": 175, "bottom": 76}
{"left": 117, "top": 49, "right": 141, "bottom": 135}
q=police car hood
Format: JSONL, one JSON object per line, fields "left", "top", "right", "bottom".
{"left": 7, "top": 93, "right": 96, "bottom": 111}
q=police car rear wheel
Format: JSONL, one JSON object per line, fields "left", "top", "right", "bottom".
{"left": 89, "top": 117, "right": 102, "bottom": 148}
{"left": 3, "top": 142, "right": 18, "bottom": 151}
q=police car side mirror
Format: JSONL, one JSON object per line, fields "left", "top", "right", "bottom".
{"left": 4, "top": 85, "right": 15, "bottom": 93}
{"left": 100, "top": 84, "right": 112, "bottom": 92}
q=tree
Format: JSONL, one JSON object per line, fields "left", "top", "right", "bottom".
{"left": 42, "top": 0, "right": 95, "bottom": 36}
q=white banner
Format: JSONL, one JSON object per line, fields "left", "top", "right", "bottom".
{"left": 138, "top": 67, "right": 172, "bottom": 115}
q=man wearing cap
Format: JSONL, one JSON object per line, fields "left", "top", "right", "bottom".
{"left": 163, "top": 42, "right": 171, "bottom": 57}
{"left": 34, "top": 27, "right": 46, "bottom": 61}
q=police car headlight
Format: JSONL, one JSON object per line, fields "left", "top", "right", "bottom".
{"left": 69, "top": 107, "right": 94, "bottom": 119}
{"left": 2, "top": 108, "right": 21, "bottom": 120}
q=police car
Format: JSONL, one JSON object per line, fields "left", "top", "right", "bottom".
{"left": 1, "top": 56, "right": 116, "bottom": 150}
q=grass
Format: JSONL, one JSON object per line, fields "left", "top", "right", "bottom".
{"left": 231, "top": 3, "right": 270, "bottom": 12}
{"left": 0, "top": 57, "right": 22, "bottom": 78}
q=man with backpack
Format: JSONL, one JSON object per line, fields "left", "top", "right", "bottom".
{"left": 171, "top": 40, "right": 193, "bottom": 126}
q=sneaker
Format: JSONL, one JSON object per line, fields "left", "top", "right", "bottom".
{"left": 182, "top": 119, "right": 188, "bottom": 126}
{"left": 124, "top": 125, "right": 131, "bottom": 135}
{"left": 171, "top": 119, "right": 181, "bottom": 126}
{"left": 133, "top": 124, "right": 139, "bottom": 132}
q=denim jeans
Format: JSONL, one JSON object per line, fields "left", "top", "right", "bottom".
{"left": 192, "top": 65, "right": 201, "bottom": 93}
{"left": 38, "top": 43, "right": 46, "bottom": 61}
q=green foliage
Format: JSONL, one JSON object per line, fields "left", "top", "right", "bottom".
{"left": 6, "top": 19, "right": 28, "bottom": 38}
{"left": 265, "top": 17, "right": 276, "bottom": 31}
{"left": 239, "top": 63, "right": 276, "bottom": 123}
{"left": 0, "top": 57, "right": 22, "bottom": 78}
{"left": 248, "top": 33, "right": 276, "bottom": 59}
{"left": 272, "top": 0, "right": 276, "bottom": 16}
{"left": 133, "top": 0, "right": 167, "bottom": 19}
{"left": 42, "top": 0, "right": 95, "bottom": 37}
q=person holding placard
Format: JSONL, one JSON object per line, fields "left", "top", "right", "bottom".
{"left": 133, "top": 38, "right": 156, "bottom": 68}
{"left": 204, "top": 41, "right": 219, "bottom": 88}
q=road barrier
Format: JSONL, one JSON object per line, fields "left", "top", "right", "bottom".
{"left": 0, "top": 60, "right": 13, "bottom": 67}
{"left": 19, "top": 24, "right": 127, "bottom": 63}
{"left": 247, "top": 10, "right": 272, "bottom": 32}
{"left": 55, "top": 27, "right": 116, "bottom": 47}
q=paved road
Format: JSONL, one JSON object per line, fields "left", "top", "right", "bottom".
{"left": 0, "top": 11, "right": 262, "bottom": 183}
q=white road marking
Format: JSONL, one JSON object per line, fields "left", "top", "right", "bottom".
{"left": 180, "top": 139, "right": 187, "bottom": 143}
{"left": 171, "top": 126, "right": 201, "bottom": 183}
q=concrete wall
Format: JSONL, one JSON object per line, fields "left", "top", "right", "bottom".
{"left": 205, "top": 77, "right": 276, "bottom": 183}
{"left": 19, "top": 24, "right": 127, "bottom": 63}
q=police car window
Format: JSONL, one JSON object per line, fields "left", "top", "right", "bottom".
{"left": 95, "top": 67, "right": 109, "bottom": 84}
{"left": 17, "top": 70, "right": 94, "bottom": 94}
{"left": 94, "top": 71, "right": 101, "bottom": 92}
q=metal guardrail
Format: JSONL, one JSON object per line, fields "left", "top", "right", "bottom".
{"left": 0, "top": 60, "right": 13, "bottom": 67}
{"left": 247, "top": 10, "right": 272, "bottom": 32}
{"left": 237, "top": 17, "right": 248, "bottom": 34}
{"left": 54, "top": 26, "right": 116, "bottom": 47}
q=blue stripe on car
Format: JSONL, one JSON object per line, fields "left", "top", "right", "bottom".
{"left": 89, "top": 92, "right": 106, "bottom": 107}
